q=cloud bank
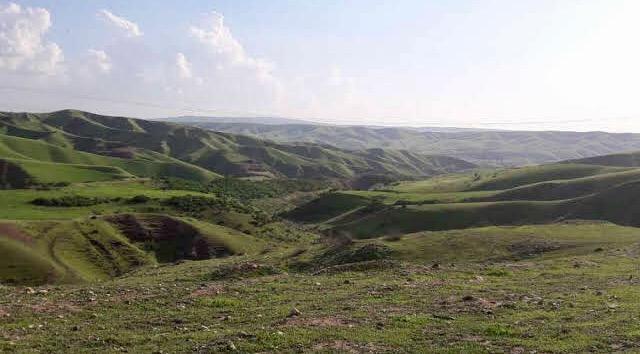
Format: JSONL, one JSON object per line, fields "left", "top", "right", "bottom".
{"left": 0, "top": 2, "right": 63, "bottom": 74}
{"left": 0, "top": 2, "right": 362, "bottom": 120}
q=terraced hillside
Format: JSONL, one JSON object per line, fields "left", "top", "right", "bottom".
{"left": 0, "top": 110, "right": 475, "bottom": 183}
{"left": 176, "top": 120, "right": 640, "bottom": 166}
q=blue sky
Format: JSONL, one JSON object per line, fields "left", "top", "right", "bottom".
{"left": 2, "top": 1, "right": 640, "bottom": 131}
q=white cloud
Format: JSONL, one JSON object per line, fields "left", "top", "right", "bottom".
{"left": 98, "top": 9, "right": 142, "bottom": 38}
{"left": 0, "top": 2, "right": 63, "bottom": 74}
{"left": 189, "top": 12, "right": 273, "bottom": 81}
{"left": 175, "top": 52, "right": 192, "bottom": 79}
{"left": 86, "top": 49, "right": 112, "bottom": 74}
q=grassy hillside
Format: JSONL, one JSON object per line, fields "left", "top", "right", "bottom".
{"left": 179, "top": 121, "right": 640, "bottom": 166}
{"left": 566, "top": 150, "right": 640, "bottom": 167}
{"left": 5, "top": 220, "right": 640, "bottom": 352}
{"left": 0, "top": 110, "right": 475, "bottom": 181}
{"left": 0, "top": 134, "right": 218, "bottom": 184}
{"left": 0, "top": 216, "right": 262, "bottom": 285}
{"left": 474, "top": 168, "right": 640, "bottom": 202}
{"left": 285, "top": 154, "right": 640, "bottom": 237}
{"left": 2, "top": 126, "right": 640, "bottom": 352}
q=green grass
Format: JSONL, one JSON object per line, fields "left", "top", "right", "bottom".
{"left": 8, "top": 158, "right": 132, "bottom": 183}
{"left": 467, "top": 164, "right": 627, "bottom": 191}
{"left": 0, "top": 180, "right": 210, "bottom": 220}
{"left": 0, "top": 110, "right": 475, "bottom": 180}
{"left": 0, "top": 134, "right": 218, "bottom": 183}
{"left": 472, "top": 168, "right": 640, "bottom": 202}
{"left": 0, "top": 216, "right": 265, "bottom": 285}
{"left": 381, "top": 222, "right": 640, "bottom": 263}
{"left": 3, "top": 221, "right": 640, "bottom": 352}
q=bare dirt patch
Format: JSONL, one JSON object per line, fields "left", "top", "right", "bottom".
{"left": 312, "top": 340, "right": 388, "bottom": 353}
{"left": 284, "top": 316, "right": 356, "bottom": 328}
{"left": 0, "top": 223, "right": 33, "bottom": 244}
{"left": 190, "top": 284, "right": 226, "bottom": 298}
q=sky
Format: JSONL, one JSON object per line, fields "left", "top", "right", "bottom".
{"left": 1, "top": 1, "right": 640, "bottom": 132}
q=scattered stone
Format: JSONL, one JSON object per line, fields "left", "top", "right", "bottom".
{"left": 462, "top": 295, "right": 476, "bottom": 302}
{"left": 432, "top": 314, "right": 455, "bottom": 320}
{"left": 227, "top": 341, "right": 237, "bottom": 351}
{"left": 288, "top": 307, "right": 301, "bottom": 317}
{"left": 238, "top": 331, "right": 256, "bottom": 339}
{"left": 25, "top": 287, "right": 36, "bottom": 294}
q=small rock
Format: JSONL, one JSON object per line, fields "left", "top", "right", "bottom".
{"left": 314, "top": 282, "right": 321, "bottom": 286}
{"left": 25, "top": 287, "right": 36, "bottom": 294}
{"left": 275, "top": 330, "right": 284, "bottom": 336}
{"left": 288, "top": 307, "right": 301, "bottom": 317}
{"left": 227, "top": 341, "right": 237, "bottom": 351}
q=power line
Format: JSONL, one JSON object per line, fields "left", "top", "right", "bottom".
{"left": 0, "top": 84, "right": 635, "bottom": 127}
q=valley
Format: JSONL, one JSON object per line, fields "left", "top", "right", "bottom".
{"left": 1, "top": 111, "right": 640, "bottom": 352}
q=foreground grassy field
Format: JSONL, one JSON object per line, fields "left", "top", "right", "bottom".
{"left": 2, "top": 222, "right": 640, "bottom": 353}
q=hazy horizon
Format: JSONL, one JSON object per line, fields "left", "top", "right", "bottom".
{"left": 2, "top": 1, "right": 640, "bottom": 132}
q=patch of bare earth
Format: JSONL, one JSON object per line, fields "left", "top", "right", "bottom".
{"left": 284, "top": 316, "right": 356, "bottom": 328}
{"left": 312, "top": 340, "right": 388, "bottom": 353}
{"left": 435, "top": 295, "right": 512, "bottom": 315}
{"left": 190, "top": 284, "right": 226, "bottom": 297}
{"left": 0, "top": 223, "right": 33, "bottom": 244}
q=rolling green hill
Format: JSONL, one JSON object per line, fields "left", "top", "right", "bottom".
{"left": 0, "top": 215, "right": 263, "bottom": 285}
{"left": 285, "top": 152, "right": 640, "bottom": 237}
{"left": 0, "top": 110, "right": 475, "bottom": 183}
{"left": 566, "top": 150, "right": 640, "bottom": 167}
{"left": 175, "top": 121, "right": 640, "bottom": 166}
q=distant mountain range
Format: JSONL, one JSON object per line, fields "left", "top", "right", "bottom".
{"left": 166, "top": 118, "right": 640, "bottom": 166}
{"left": 0, "top": 110, "right": 475, "bottom": 185}
{"left": 159, "top": 116, "right": 320, "bottom": 125}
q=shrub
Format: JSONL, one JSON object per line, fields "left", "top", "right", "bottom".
{"left": 31, "top": 195, "right": 112, "bottom": 207}
{"left": 128, "top": 195, "right": 151, "bottom": 204}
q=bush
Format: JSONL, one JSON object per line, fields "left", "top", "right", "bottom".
{"left": 128, "top": 195, "right": 151, "bottom": 204}
{"left": 31, "top": 195, "right": 112, "bottom": 207}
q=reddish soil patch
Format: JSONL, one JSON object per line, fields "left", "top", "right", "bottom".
{"left": 28, "top": 301, "right": 83, "bottom": 315}
{"left": 190, "top": 284, "right": 226, "bottom": 298}
{"left": 0, "top": 306, "right": 11, "bottom": 318}
{"left": 312, "top": 340, "right": 387, "bottom": 353}
{"left": 0, "top": 223, "right": 33, "bottom": 244}
{"left": 435, "top": 295, "right": 506, "bottom": 315}
{"left": 106, "top": 147, "right": 135, "bottom": 159}
{"left": 285, "top": 316, "right": 356, "bottom": 328}
{"left": 106, "top": 214, "right": 231, "bottom": 262}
